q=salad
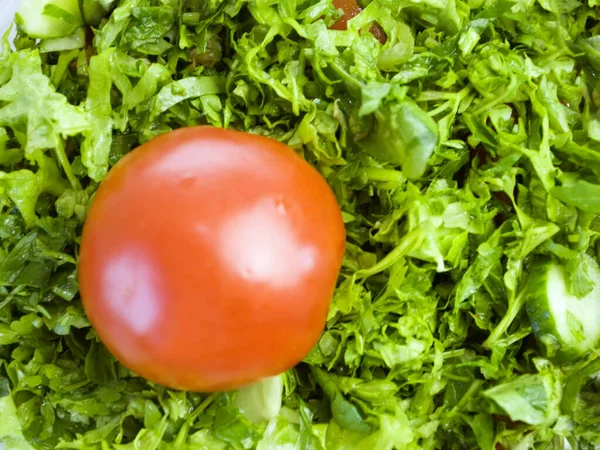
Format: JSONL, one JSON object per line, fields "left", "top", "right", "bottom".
{"left": 1, "top": 0, "right": 600, "bottom": 448}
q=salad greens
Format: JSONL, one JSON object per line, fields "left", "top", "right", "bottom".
{"left": 1, "top": 0, "right": 600, "bottom": 448}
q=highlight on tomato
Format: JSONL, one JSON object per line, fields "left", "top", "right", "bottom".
{"left": 78, "top": 126, "right": 346, "bottom": 392}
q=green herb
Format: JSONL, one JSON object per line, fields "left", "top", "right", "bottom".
{"left": 41, "top": 4, "right": 77, "bottom": 24}
{"left": 2, "top": 0, "right": 600, "bottom": 448}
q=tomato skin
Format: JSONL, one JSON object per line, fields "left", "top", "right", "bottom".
{"left": 78, "top": 127, "right": 346, "bottom": 392}
{"left": 331, "top": 0, "right": 362, "bottom": 30}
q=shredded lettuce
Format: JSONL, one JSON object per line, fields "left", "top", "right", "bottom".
{"left": 1, "top": 0, "right": 600, "bottom": 448}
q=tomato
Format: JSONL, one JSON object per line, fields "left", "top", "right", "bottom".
{"left": 78, "top": 127, "right": 346, "bottom": 392}
{"left": 330, "top": 0, "right": 362, "bottom": 31}
{"left": 331, "top": 0, "right": 387, "bottom": 43}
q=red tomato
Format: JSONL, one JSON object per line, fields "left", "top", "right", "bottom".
{"left": 78, "top": 127, "right": 346, "bottom": 392}
{"left": 331, "top": 0, "right": 387, "bottom": 43}
{"left": 331, "top": 0, "right": 362, "bottom": 30}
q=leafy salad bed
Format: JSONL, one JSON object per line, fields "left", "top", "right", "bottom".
{"left": 1, "top": 0, "right": 600, "bottom": 448}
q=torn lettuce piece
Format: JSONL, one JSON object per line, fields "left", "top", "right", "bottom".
{"left": 361, "top": 100, "right": 439, "bottom": 179}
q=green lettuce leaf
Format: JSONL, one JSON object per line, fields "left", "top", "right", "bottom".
{"left": 2, "top": 0, "right": 600, "bottom": 448}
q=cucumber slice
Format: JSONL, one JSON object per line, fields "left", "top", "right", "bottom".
{"left": 17, "top": 0, "right": 83, "bottom": 39}
{"left": 525, "top": 255, "right": 600, "bottom": 362}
